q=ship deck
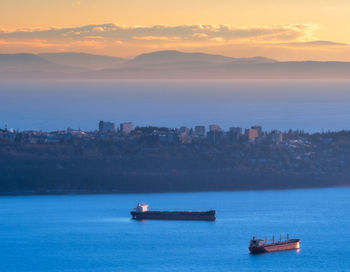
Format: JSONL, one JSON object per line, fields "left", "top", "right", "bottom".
{"left": 131, "top": 210, "right": 216, "bottom": 221}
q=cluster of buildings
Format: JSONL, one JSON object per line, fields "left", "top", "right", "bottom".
{"left": 176, "top": 124, "right": 283, "bottom": 144}
{"left": 99, "top": 121, "right": 283, "bottom": 144}
{"left": 99, "top": 121, "right": 133, "bottom": 135}
{"left": 0, "top": 121, "right": 283, "bottom": 145}
{"left": 0, "top": 127, "right": 88, "bottom": 144}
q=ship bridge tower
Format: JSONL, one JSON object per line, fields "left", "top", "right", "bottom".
{"left": 133, "top": 203, "right": 149, "bottom": 212}
{"left": 249, "top": 237, "right": 264, "bottom": 248}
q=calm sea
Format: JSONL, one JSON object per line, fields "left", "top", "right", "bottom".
{"left": 1, "top": 188, "right": 350, "bottom": 272}
{"left": 1, "top": 79, "right": 350, "bottom": 132}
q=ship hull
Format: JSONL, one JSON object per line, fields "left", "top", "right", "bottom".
{"left": 131, "top": 210, "right": 216, "bottom": 221}
{"left": 249, "top": 239, "right": 300, "bottom": 254}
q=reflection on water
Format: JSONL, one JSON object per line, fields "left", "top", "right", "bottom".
{"left": 85, "top": 217, "right": 131, "bottom": 223}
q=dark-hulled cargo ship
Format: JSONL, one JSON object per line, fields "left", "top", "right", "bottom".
{"left": 249, "top": 235, "right": 300, "bottom": 254}
{"left": 131, "top": 203, "right": 216, "bottom": 221}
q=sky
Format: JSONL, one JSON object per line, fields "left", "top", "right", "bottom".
{"left": 1, "top": 0, "right": 350, "bottom": 60}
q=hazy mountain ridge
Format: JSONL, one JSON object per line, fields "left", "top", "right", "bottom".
{"left": 1, "top": 50, "right": 350, "bottom": 79}
{"left": 39, "top": 52, "right": 125, "bottom": 70}
{"left": 0, "top": 53, "right": 88, "bottom": 73}
{"left": 123, "top": 50, "right": 276, "bottom": 68}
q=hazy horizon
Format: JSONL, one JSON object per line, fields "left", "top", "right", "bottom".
{"left": 3, "top": 49, "right": 350, "bottom": 63}
{"left": 2, "top": 79, "right": 350, "bottom": 133}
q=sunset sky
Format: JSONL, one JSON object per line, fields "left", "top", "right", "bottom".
{"left": 1, "top": 0, "right": 350, "bottom": 60}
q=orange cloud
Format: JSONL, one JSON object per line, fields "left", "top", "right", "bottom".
{"left": 0, "top": 23, "right": 318, "bottom": 42}
{"left": 132, "top": 36, "right": 181, "bottom": 41}
{"left": 0, "top": 23, "right": 349, "bottom": 61}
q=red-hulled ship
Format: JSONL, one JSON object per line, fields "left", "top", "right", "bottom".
{"left": 130, "top": 203, "right": 216, "bottom": 221}
{"left": 249, "top": 235, "right": 300, "bottom": 254}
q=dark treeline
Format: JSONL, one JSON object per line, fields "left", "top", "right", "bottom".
{"left": 0, "top": 128, "right": 350, "bottom": 194}
{"left": 1, "top": 129, "right": 350, "bottom": 195}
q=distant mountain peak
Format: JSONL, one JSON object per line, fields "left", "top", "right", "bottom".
{"left": 129, "top": 50, "right": 277, "bottom": 66}
{"left": 134, "top": 50, "right": 231, "bottom": 59}
{"left": 127, "top": 50, "right": 244, "bottom": 68}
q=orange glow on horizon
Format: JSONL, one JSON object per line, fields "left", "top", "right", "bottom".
{"left": 0, "top": 1, "right": 349, "bottom": 60}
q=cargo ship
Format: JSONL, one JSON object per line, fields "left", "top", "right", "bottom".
{"left": 130, "top": 203, "right": 216, "bottom": 221}
{"left": 249, "top": 235, "right": 300, "bottom": 254}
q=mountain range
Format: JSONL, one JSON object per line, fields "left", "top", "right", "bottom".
{"left": 1, "top": 50, "right": 349, "bottom": 79}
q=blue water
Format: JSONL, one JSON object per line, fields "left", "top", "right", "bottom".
{"left": 1, "top": 79, "right": 350, "bottom": 132}
{"left": 1, "top": 188, "right": 350, "bottom": 272}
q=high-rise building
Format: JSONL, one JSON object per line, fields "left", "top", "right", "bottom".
{"left": 195, "top": 126, "right": 206, "bottom": 137}
{"left": 120, "top": 122, "right": 133, "bottom": 135}
{"left": 251, "top": 125, "right": 262, "bottom": 136}
{"left": 98, "top": 121, "right": 115, "bottom": 134}
{"left": 271, "top": 130, "right": 283, "bottom": 144}
{"left": 229, "top": 127, "right": 242, "bottom": 142}
{"left": 245, "top": 128, "right": 259, "bottom": 142}
{"left": 179, "top": 126, "right": 189, "bottom": 135}
{"left": 209, "top": 124, "right": 222, "bottom": 132}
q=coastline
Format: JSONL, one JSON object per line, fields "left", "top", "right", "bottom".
{"left": 1, "top": 184, "right": 348, "bottom": 197}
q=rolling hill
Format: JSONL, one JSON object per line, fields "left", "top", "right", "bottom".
{"left": 1, "top": 51, "right": 349, "bottom": 79}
